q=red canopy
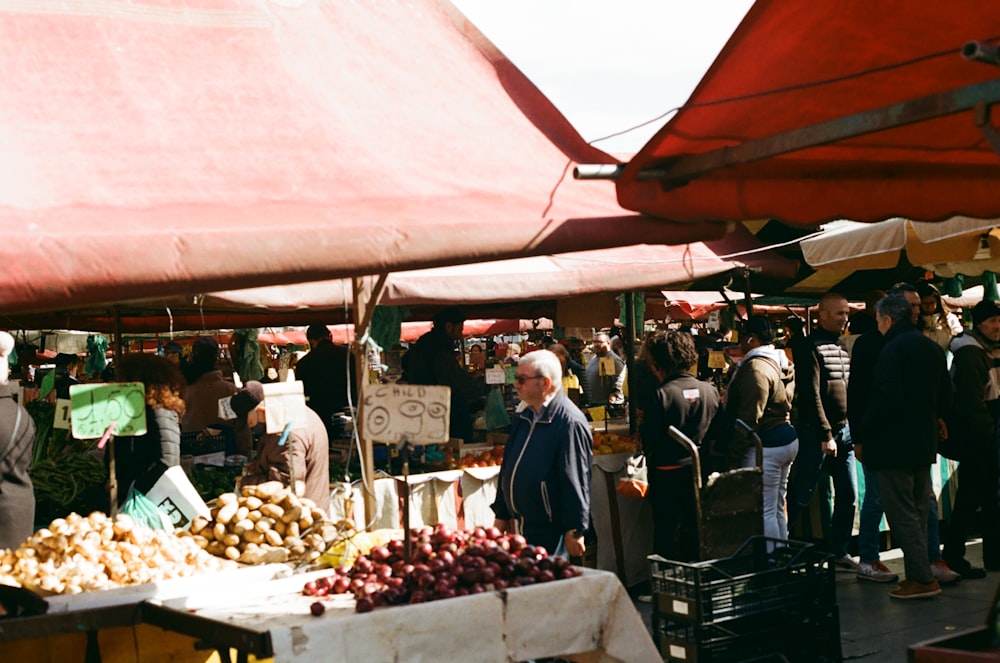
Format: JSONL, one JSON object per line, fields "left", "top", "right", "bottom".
{"left": 0, "top": 0, "right": 724, "bottom": 316}
{"left": 613, "top": 1, "right": 1000, "bottom": 225}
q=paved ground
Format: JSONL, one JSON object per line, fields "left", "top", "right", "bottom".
{"left": 629, "top": 540, "right": 998, "bottom": 661}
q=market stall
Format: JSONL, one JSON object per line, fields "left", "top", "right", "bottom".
{"left": 4, "top": 566, "right": 657, "bottom": 663}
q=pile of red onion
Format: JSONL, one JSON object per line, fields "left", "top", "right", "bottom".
{"left": 303, "top": 524, "right": 581, "bottom": 614}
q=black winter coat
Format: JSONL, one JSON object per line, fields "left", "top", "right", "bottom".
{"left": 862, "top": 323, "right": 951, "bottom": 470}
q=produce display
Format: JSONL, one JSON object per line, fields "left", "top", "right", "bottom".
{"left": 302, "top": 523, "right": 581, "bottom": 613}
{"left": 592, "top": 432, "right": 637, "bottom": 455}
{"left": 0, "top": 511, "right": 234, "bottom": 595}
{"left": 458, "top": 444, "right": 505, "bottom": 468}
{"left": 177, "top": 481, "right": 341, "bottom": 565}
{"left": 25, "top": 400, "right": 109, "bottom": 523}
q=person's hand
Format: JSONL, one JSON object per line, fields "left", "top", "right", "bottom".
{"left": 854, "top": 443, "right": 864, "bottom": 464}
{"left": 564, "top": 530, "right": 586, "bottom": 557}
{"left": 821, "top": 438, "right": 838, "bottom": 457}
{"left": 493, "top": 519, "right": 510, "bottom": 534}
{"left": 937, "top": 418, "right": 949, "bottom": 442}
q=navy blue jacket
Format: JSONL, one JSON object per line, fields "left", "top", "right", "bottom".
{"left": 492, "top": 392, "right": 592, "bottom": 546}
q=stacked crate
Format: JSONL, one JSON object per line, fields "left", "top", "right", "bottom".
{"left": 649, "top": 537, "right": 842, "bottom": 662}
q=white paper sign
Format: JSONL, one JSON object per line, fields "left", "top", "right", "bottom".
{"left": 262, "top": 381, "right": 308, "bottom": 434}
{"left": 54, "top": 398, "right": 73, "bottom": 430}
{"left": 218, "top": 395, "right": 236, "bottom": 421}
{"left": 485, "top": 367, "right": 506, "bottom": 385}
{"left": 360, "top": 383, "right": 451, "bottom": 445}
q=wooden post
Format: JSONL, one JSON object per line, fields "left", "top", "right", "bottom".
{"left": 352, "top": 274, "right": 388, "bottom": 529}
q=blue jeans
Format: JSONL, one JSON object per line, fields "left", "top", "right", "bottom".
{"left": 859, "top": 462, "right": 942, "bottom": 563}
{"left": 787, "top": 425, "right": 856, "bottom": 557}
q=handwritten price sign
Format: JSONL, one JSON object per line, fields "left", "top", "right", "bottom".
{"left": 360, "top": 384, "right": 450, "bottom": 445}
{"left": 70, "top": 382, "right": 147, "bottom": 439}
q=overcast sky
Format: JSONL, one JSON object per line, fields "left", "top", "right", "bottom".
{"left": 451, "top": 0, "right": 754, "bottom": 155}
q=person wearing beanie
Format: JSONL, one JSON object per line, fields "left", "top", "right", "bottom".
{"left": 235, "top": 381, "right": 331, "bottom": 514}
{"left": 0, "top": 331, "right": 36, "bottom": 549}
{"left": 943, "top": 298, "right": 1000, "bottom": 577}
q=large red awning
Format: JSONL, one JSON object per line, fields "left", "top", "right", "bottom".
{"left": 0, "top": 0, "right": 726, "bottom": 316}
{"left": 611, "top": 1, "right": 1000, "bottom": 225}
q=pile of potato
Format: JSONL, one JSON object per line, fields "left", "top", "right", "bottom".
{"left": 178, "top": 481, "right": 341, "bottom": 565}
{"left": 0, "top": 511, "right": 235, "bottom": 595}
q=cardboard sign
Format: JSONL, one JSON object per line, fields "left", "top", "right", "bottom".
{"left": 599, "top": 356, "right": 617, "bottom": 377}
{"left": 54, "top": 398, "right": 72, "bottom": 430}
{"left": 485, "top": 367, "right": 506, "bottom": 385}
{"left": 261, "top": 381, "right": 308, "bottom": 434}
{"left": 146, "top": 466, "right": 211, "bottom": 530}
{"left": 707, "top": 350, "right": 727, "bottom": 370}
{"left": 360, "top": 383, "right": 451, "bottom": 445}
{"left": 70, "top": 382, "right": 147, "bottom": 439}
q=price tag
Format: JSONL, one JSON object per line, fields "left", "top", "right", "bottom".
{"left": 485, "top": 367, "right": 506, "bottom": 385}
{"left": 707, "top": 350, "right": 727, "bottom": 369}
{"left": 70, "top": 382, "right": 147, "bottom": 439}
{"left": 54, "top": 398, "right": 72, "bottom": 430}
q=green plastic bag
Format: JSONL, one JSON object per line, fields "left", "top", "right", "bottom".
{"left": 484, "top": 387, "right": 510, "bottom": 431}
{"left": 120, "top": 485, "right": 173, "bottom": 531}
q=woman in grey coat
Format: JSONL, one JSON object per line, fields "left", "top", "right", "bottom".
{"left": 0, "top": 331, "right": 36, "bottom": 549}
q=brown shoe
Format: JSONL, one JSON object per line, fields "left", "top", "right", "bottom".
{"left": 889, "top": 579, "right": 941, "bottom": 599}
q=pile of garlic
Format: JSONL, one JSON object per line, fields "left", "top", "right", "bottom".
{"left": 0, "top": 511, "right": 236, "bottom": 595}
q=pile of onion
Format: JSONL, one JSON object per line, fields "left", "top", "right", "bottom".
{"left": 303, "top": 524, "right": 581, "bottom": 613}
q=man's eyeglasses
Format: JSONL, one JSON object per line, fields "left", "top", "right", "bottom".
{"left": 514, "top": 374, "right": 544, "bottom": 385}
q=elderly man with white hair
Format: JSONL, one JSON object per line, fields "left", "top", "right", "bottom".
{"left": 492, "top": 350, "right": 593, "bottom": 557}
{"left": 0, "top": 331, "right": 36, "bottom": 549}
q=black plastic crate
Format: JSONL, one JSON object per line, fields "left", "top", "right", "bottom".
{"left": 180, "top": 430, "right": 229, "bottom": 456}
{"left": 650, "top": 537, "right": 835, "bottom": 625}
{"left": 658, "top": 604, "right": 842, "bottom": 662}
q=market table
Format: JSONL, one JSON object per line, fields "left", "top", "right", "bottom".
{"left": 331, "top": 460, "right": 652, "bottom": 587}
{"left": 148, "top": 567, "right": 660, "bottom": 663}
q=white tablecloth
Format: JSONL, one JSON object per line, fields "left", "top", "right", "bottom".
{"left": 161, "top": 568, "right": 660, "bottom": 663}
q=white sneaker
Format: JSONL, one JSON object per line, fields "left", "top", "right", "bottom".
{"left": 834, "top": 555, "right": 861, "bottom": 573}
{"left": 856, "top": 560, "right": 898, "bottom": 583}
{"left": 931, "top": 559, "right": 961, "bottom": 584}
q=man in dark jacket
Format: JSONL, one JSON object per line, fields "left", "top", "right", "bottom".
{"left": 943, "top": 299, "right": 1000, "bottom": 576}
{"left": 294, "top": 324, "right": 356, "bottom": 438}
{"left": 403, "top": 308, "right": 483, "bottom": 442}
{"left": 640, "top": 330, "right": 721, "bottom": 560}
{"left": 861, "top": 294, "right": 952, "bottom": 599}
{"left": 492, "top": 350, "right": 592, "bottom": 556}
{"left": 787, "top": 292, "right": 857, "bottom": 571}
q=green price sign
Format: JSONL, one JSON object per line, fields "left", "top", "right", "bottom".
{"left": 69, "top": 382, "right": 147, "bottom": 439}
